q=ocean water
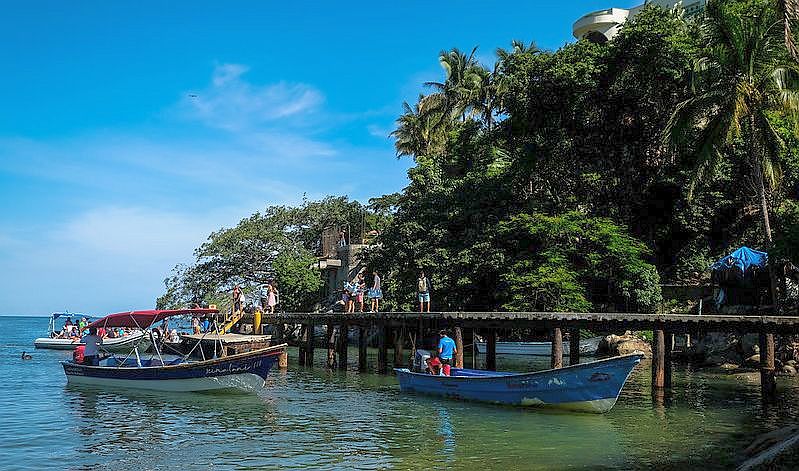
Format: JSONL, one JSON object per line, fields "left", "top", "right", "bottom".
{"left": 1, "top": 315, "right": 798, "bottom": 470}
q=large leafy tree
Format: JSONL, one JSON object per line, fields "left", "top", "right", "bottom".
{"left": 664, "top": 0, "right": 799, "bottom": 301}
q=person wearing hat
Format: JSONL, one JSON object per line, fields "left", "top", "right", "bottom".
{"left": 437, "top": 330, "right": 457, "bottom": 376}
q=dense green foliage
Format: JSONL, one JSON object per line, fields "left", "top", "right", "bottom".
{"left": 161, "top": 0, "right": 799, "bottom": 314}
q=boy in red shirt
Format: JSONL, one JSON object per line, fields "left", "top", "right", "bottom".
{"left": 425, "top": 350, "right": 442, "bottom": 375}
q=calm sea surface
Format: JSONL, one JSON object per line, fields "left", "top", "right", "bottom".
{"left": 2, "top": 315, "right": 799, "bottom": 470}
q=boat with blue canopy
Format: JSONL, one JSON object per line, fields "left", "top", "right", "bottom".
{"left": 395, "top": 353, "right": 643, "bottom": 413}
{"left": 61, "top": 308, "right": 285, "bottom": 393}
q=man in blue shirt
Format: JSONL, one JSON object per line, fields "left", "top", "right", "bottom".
{"left": 437, "top": 330, "right": 457, "bottom": 376}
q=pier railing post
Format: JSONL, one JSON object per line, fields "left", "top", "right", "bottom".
{"left": 760, "top": 331, "right": 777, "bottom": 399}
{"left": 358, "top": 325, "right": 368, "bottom": 372}
{"left": 486, "top": 329, "right": 497, "bottom": 371}
{"left": 454, "top": 326, "right": 464, "bottom": 369}
{"left": 326, "top": 323, "right": 336, "bottom": 369}
{"left": 377, "top": 322, "right": 388, "bottom": 374}
{"left": 337, "top": 322, "right": 349, "bottom": 371}
{"left": 652, "top": 328, "right": 666, "bottom": 391}
{"left": 569, "top": 327, "right": 580, "bottom": 366}
{"left": 551, "top": 327, "right": 563, "bottom": 369}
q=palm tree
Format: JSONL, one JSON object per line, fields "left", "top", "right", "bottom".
{"left": 390, "top": 96, "right": 440, "bottom": 158}
{"left": 424, "top": 47, "right": 481, "bottom": 123}
{"left": 777, "top": 0, "right": 799, "bottom": 58}
{"left": 664, "top": 1, "right": 799, "bottom": 305}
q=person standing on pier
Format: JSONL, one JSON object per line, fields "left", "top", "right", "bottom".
{"left": 267, "top": 282, "right": 278, "bottom": 313}
{"left": 370, "top": 270, "right": 382, "bottom": 312}
{"left": 232, "top": 285, "right": 245, "bottom": 315}
{"left": 417, "top": 271, "right": 431, "bottom": 313}
{"left": 437, "top": 330, "right": 456, "bottom": 376}
{"left": 356, "top": 273, "right": 366, "bottom": 312}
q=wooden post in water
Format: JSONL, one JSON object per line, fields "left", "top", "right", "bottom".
{"left": 760, "top": 332, "right": 777, "bottom": 399}
{"left": 664, "top": 329, "right": 673, "bottom": 389}
{"left": 279, "top": 349, "right": 288, "bottom": 369}
{"left": 326, "top": 323, "right": 336, "bottom": 369}
{"left": 652, "top": 328, "right": 666, "bottom": 390}
{"left": 486, "top": 329, "right": 497, "bottom": 371}
{"left": 298, "top": 324, "right": 307, "bottom": 367}
{"left": 337, "top": 322, "right": 348, "bottom": 371}
{"left": 569, "top": 327, "right": 580, "bottom": 366}
{"left": 393, "top": 327, "right": 404, "bottom": 368}
{"left": 454, "top": 326, "right": 464, "bottom": 369}
{"left": 377, "top": 323, "right": 388, "bottom": 374}
{"left": 551, "top": 327, "right": 563, "bottom": 369}
{"left": 305, "top": 321, "right": 315, "bottom": 367}
{"left": 358, "top": 325, "right": 368, "bottom": 372}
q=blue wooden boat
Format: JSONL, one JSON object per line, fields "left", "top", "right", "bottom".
{"left": 395, "top": 353, "right": 643, "bottom": 413}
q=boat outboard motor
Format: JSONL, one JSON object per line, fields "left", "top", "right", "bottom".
{"left": 414, "top": 349, "right": 431, "bottom": 372}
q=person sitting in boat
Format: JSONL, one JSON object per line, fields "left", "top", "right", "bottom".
{"left": 437, "top": 330, "right": 457, "bottom": 376}
{"left": 191, "top": 316, "right": 201, "bottom": 335}
{"left": 82, "top": 327, "right": 103, "bottom": 366}
{"left": 201, "top": 316, "right": 210, "bottom": 333}
{"left": 425, "top": 349, "right": 442, "bottom": 375}
{"left": 169, "top": 329, "right": 180, "bottom": 343}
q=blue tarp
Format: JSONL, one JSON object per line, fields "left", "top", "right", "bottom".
{"left": 711, "top": 246, "right": 768, "bottom": 276}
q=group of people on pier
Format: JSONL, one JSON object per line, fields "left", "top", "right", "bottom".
{"left": 342, "top": 271, "right": 382, "bottom": 312}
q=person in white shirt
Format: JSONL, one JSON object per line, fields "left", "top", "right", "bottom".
{"left": 82, "top": 327, "right": 103, "bottom": 366}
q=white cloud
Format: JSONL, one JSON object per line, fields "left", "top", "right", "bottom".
{"left": 181, "top": 63, "right": 325, "bottom": 131}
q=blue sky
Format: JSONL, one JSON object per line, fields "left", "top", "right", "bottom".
{"left": 0, "top": 0, "right": 640, "bottom": 315}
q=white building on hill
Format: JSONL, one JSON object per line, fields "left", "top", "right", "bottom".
{"left": 573, "top": 0, "right": 706, "bottom": 42}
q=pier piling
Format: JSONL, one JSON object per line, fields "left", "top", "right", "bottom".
{"left": 551, "top": 327, "right": 563, "bottom": 369}
{"left": 393, "top": 327, "right": 405, "bottom": 368}
{"left": 305, "top": 321, "right": 315, "bottom": 367}
{"left": 569, "top": 327, "right": 580, "bottom": 366}
{"left": 760, "top": 332, "right": 777, "bottom": 399}
{"left": 298, "top": 324, "right": 307, "bottom": 366}
{"left": 326, "top": 323, "right": 336, "bottom": 369}
{"left": 279, "top": 350, "right": 288, "bottom": 369}
{"left": 652, "top": 328, "right": 666, "bottom": 390}
{"left": 454, "top": 327, "right": 464, "bottom": 369}
{"left": 358, "top": 326, "right": 368, "bottom": 372}
{"left": 337, "top": 322, "right": 348, "bottom": 370}
{"left": 377, "top": 323, "right": 388, "bottom": 374}
{"left": 486, "top": 329, "right": 497, "bottom": 371}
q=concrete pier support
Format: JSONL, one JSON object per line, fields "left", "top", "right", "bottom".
{"left": 358, "top": 325, "right": 368, "bottom": 372}
{"left": 454, "top": 327, "right": 464, "bottom": 369}
{"left": 760, "top": 332, "right": 777, "bottom": 399}
{"left": 486, "top": 329, "right": 497, "bottom": 371}
{"left": 551, "top": 327, "right": 563, "bottom": 369}
{"left": 569, "top": 327, "right": 580, "bottom": 366}
{"left": 337, "top": 322, "right": 348, "bottom": 371}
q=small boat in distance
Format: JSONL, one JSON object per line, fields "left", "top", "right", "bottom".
{"left": 395, "top": 353, "right": 643, "bottom": 413}
{"left": 473, "top": 337, "right": 602, "bottom": 356}
{"left": 61, "top": 308, "right": 285, "bottom": 393}
{"left": 33, "top": 311, "right": 151, "bottom": 353}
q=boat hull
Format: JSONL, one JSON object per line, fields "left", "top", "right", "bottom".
{"left": 35, "top": 331, "right": 152, "bottom": 353}
{"left": 395, "top": 353, "right": 643, "bottom": 413}
{"left": 62, "top": 345, "right": 284, "bottom": 393}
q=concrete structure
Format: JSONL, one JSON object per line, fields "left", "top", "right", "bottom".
{"left": 573, "top": 0, "right": 706, "bottom": 42}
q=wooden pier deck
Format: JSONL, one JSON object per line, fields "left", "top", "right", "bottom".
{"left": 261, "top": 311, "right": 799, "bottom": 398}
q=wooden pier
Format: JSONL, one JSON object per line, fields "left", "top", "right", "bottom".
{"left": 261, "top": 311, "right": 799, "bottom": 399}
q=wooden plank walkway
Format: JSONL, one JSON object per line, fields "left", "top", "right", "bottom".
{"left": 261, "top": 311, "right": 799, "bottom": 334}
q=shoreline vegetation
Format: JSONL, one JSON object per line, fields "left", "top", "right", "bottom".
{"left": 159, "top": 0, "right": 799, "bottom": 327}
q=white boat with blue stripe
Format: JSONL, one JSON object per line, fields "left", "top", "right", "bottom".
{"left": 61, "top": 308, "right": 285, "bottom": 393}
